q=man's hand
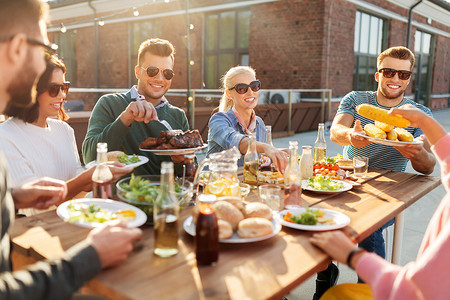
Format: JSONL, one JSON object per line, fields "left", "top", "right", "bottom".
{"left": 108, "top": 162, "right": 135, "bottom": 182}
{"left": 87, "top": 225, "right": 143, "bottom": 268}
{"left": 349, "top": 120, "right": 371, "bottom": 148}
{"left": 12, "top": 177, "right": 67, "bottom": 209}
{"left": 119, "top": 101, "right": 158, "bottom": 127}
{"left": 393, "top": 135, "right": 425, "bottom": 159}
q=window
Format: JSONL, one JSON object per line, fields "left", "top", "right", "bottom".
{"left": 413, "top": 30, "right": 433, "bottom": 106}
{"left": 353, "top": 11, "right": 385, "bottom": 91}
{"left": 204, "top": 10, "right": 250, "bottom": 88}
{"left": 129, "top": 20, "right": 162, "bottom": 86}
{"left": 54, "top": 30, "right": 77, "bottom": 86}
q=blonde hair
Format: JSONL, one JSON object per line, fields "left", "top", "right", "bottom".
{"left": 218, "top": 66, "right": 256, "bottom": 112}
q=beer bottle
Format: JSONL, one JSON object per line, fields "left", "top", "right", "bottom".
{"left": 154, "top": 162, "right": 179, "bottom": 258}
{"left": 284, "top": 141, "right": 302, "bottom": 206}
{"left": 243, "top": 132, "right": 259, "bottom": 185}
{"left": 314, "top": 123, "right": 327, "bottom": 162}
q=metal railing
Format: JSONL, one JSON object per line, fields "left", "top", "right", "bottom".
{"left": 69, "top": 87, "right": 332, "bottom": 130}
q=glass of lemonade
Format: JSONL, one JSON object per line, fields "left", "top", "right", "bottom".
{"left": 259, "top": 184, "right": 283, "bottom": 212}
{"left": 353, "top": 156, "right": 369, "bottom": 178}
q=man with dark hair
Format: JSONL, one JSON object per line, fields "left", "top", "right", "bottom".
{"left": 311, "top": 46, "right": 436, "bottom": 300}
{"left": 82, "top": 38, "right": 189, "bottom": 176}
{"left": 0, "top": 1, "right": 142, "bottom": 298}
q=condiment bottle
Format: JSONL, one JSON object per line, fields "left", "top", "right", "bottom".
{"left": 284, "top": 141, "right": 302, "bottom": 206}
{"left": 195, "top": 194, "right": 219, "bottom": 265}
{"left": 314, "top": 123, "right": 327, "bottom": 162}
{"left": 243, "top": 132, "right": 259, "bottom": 185}
{"left": 92, "top": 142, "right": 113, "bottom": 199}
{"left": 300, "top": 145, "right": 314, "bottom": 180}
{"left": 265, "top": 125, "right": 273, "bottom": 146}
{"left": 154, "top": 161, "right": 179, "bottom": 258}
{"left": 184, "top": 154, "right": 196, "bottom": 182}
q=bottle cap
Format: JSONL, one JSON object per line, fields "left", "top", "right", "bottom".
{"left": 198, "top": 194, "right": 216, "bottom": 204}
{"left": 302, "top": 145, "right": 312, "bottom": 149}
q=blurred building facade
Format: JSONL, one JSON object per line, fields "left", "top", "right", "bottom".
{"left": 48, "top": 0, "right": 450, "bottom": 110}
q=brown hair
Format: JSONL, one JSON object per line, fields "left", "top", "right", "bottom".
{"left": 218, "top": 66, "right": 256, "bottom": 112}
{"left": 137, "top": 38, "right": 175, "bottom": 66}
{"left": 0, "top": 0, "right": 48, "bottom": 38}
{"left": 5, "top": 54, "right": 69, "bottom": 122}
{"left": 377, "top": 46, "right": 415, "bottom": 71}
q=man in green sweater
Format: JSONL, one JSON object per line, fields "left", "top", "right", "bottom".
{"left": 82, "top": 38, "right": 189, "bottom": 176}
{"left": 0, "top": 1, "right": 142, "bottom": 298}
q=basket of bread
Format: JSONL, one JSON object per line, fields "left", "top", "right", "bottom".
{"left": 185, "top": 197, "right": 281, "bottom": 243}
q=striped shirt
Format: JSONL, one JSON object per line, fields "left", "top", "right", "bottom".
{"left": 337, "top": 91, "right": 433, "bottom": 172}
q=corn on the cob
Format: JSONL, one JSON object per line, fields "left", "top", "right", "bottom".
{"left": 364, "top": 124, "right": 387, "bottom": 139}
{"left": 356, "top": 104, "right": 411, "bottom": 128}
{"left": 387, "top": 130, "right": 398, "bottom": 141}
{"left": 394, "top": 127, "right": 413, "bottom": 142}
{"left": 374, "top": 121, "right": 394, "bottom": 132}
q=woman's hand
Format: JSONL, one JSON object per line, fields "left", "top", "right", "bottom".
{"left": 310, "top": 231, "right": 356, "bottom": 264}
{"left": 263, "top": 144, "right": 288, "bottom": 173}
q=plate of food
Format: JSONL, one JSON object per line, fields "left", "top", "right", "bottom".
{"left": 335, "top": 158, "right": 354, "bottom": 170}
{"left": 85, "top": 152, "right": 149, "bottom": 169}
{"left": 139, "top": 144, "right": 207, "bottom": 156}
{"left": 355, "top": 132, "right": 422, "bottom": 147}
{"left": 280, "top": 207, "right": 350, "bottom": 231}
{"left": 57, "top": 198, "right": 147, "bottom": 228}
{"left": 183, "top": 215, "right": 281, "bottom": 244}
{"left": 302, "top": 176, "right": 353, "bottom": 194}
{"left": 139, "top": 129, "right": 207, "bottom": 155}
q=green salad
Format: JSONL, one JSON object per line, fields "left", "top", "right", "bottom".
{"left": 308, "top": 175, "right": 344, "bottom": 191}
{"left": 118, "top": 154, "right": 140, "bottom": 165}
{"left": 286, "top": 208, "right": 324, "bottom": 225}
{"left": 67, "top": 202, "right": 116, "bottom": 224}
{"left": 323, "top": 154, "right": 343, "bottom": 164}
{"left": 119, "top": 174, "right": 182, "bottom": 204}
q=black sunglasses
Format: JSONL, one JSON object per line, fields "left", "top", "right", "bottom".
{"left": 378, "top": 68, "right": 412, "bottom": 80}
{"left": 0, "top": 35, "right": 58, "bottom": 55}
{"left": 229, "top": 80, "right": 261, "bottom": 94}
{"left": 46, "top": 82, "right": 70, "bottom": 97}
{"left": 141, "top": 66, "right": 175, "bottom": 80}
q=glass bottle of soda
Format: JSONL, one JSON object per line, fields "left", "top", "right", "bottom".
{"left": 300, "top": 145, "right": 314, "bottom": 180}
{"left": 265, "top": 125, "right": 273, "bottom": 146}
{"left": 92, "top": 142, "right": 113, "bottom": 199}
{"left": 243, "top": 132, "right": 259, "bottom": 185}
{"left": 184, "top": 154, "right": 196, "bottom": 182}
{"left": 195, "top": 194, "right": 219, "bottom": 265}
{"left": 284, "top": 141, "right": 302, "bottom": 207}
{"left": 314, "top": 123, "right": 327, "bottom": 162}
{"left": 154, "top": 161, "right": 179, "bottom": 258}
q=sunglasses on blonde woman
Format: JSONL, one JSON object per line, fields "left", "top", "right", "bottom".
{"left": 378, "top": 68, "right": 412, "bottom": 80}
{"left": 229, "top": 80, "right": 261, "bottom": 94}
{"left": 47, "top": 82, "right": 70, "bottom": 97}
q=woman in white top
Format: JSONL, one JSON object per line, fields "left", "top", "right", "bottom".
{"left": 0, "top": 54, "right": 132, "bottom": 212}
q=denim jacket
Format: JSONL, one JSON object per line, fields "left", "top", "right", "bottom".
{"left": 207, "top": 108, "right": 266, "bottom": 166}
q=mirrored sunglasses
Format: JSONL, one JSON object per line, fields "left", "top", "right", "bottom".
{"left": 47, "top": 82, "right": 70, "bottom": 97}
{"left": 229, "top": 80, "right": 261, "bottom": 94}
{"left": 141, "top": 66, "right": 175, "bottom": 80}
{"left": 378, "top": 68, "right": 412, "bottom": 80}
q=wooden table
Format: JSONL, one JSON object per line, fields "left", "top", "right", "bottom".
{"left": 11, "top": 168, "right": 440, "bottom": 300}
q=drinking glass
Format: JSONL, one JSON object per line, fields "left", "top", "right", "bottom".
{"left": 353, "top": 156, "right": 369, "bottom": 178}
{"left": 258, "top": 185, "right": 283, "bottom": 212}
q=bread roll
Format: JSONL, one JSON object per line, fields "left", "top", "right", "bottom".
{"left": 212, "top": 201, "right": 244, "bottom": 230}
{"left": 107, "top": 151, "right": 125, "bottom": 162}
{"left": 244, "top": 202, "right": 272, "bottom": 220}
{"left": 336, "top": 158, "right": 352, "bottom": 168}
{"left": 218, "top": 219, "right": 233, "bottom": 239}
{"left": 217, "top": 196, "right": 244, "bottom": 211}
{"left": 237, "top": 217, "right": 273, "bottom": 238}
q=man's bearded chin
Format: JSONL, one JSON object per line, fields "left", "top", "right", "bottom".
{"left": 4, "top": 74, "right": 39, "bottom": 113}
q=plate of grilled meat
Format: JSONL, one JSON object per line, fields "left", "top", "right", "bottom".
{"left": 139, "top": 129, "right": 207, "bottom": 155}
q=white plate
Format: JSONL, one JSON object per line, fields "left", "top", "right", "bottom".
{"left": 85, "top": 155, "right": 149, "bottom": 169}
{"left": 355, "top": 132, "right": 422, "bottom": 147}
{"left": 139, "top": 144, "right": 207, "bottom": 155}
{"left": 183, "top": 216, "right": 281, "bottom": 244}
{"left": 57, "top": 198, "right": 147, "bottom": 228}
{"left": 280, "top": 207, "right": 350, "bottom": 231}
{"left": 302, "top": 179, "right": 353, "bottom": 194}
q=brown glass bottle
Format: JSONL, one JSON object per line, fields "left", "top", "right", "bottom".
{"left": 92, "top": 143, "right": 113, "bottom": 199}
{"left": 195, "top": 194, "right": 219, "bottom": 265}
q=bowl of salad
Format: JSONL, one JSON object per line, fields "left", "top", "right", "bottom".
{"left": 116, "top": 174, "right": 193, "bottom": 224}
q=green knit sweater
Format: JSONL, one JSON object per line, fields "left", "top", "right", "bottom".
{"left": 82, "top": 91, "right": 189, "bottom": 176}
